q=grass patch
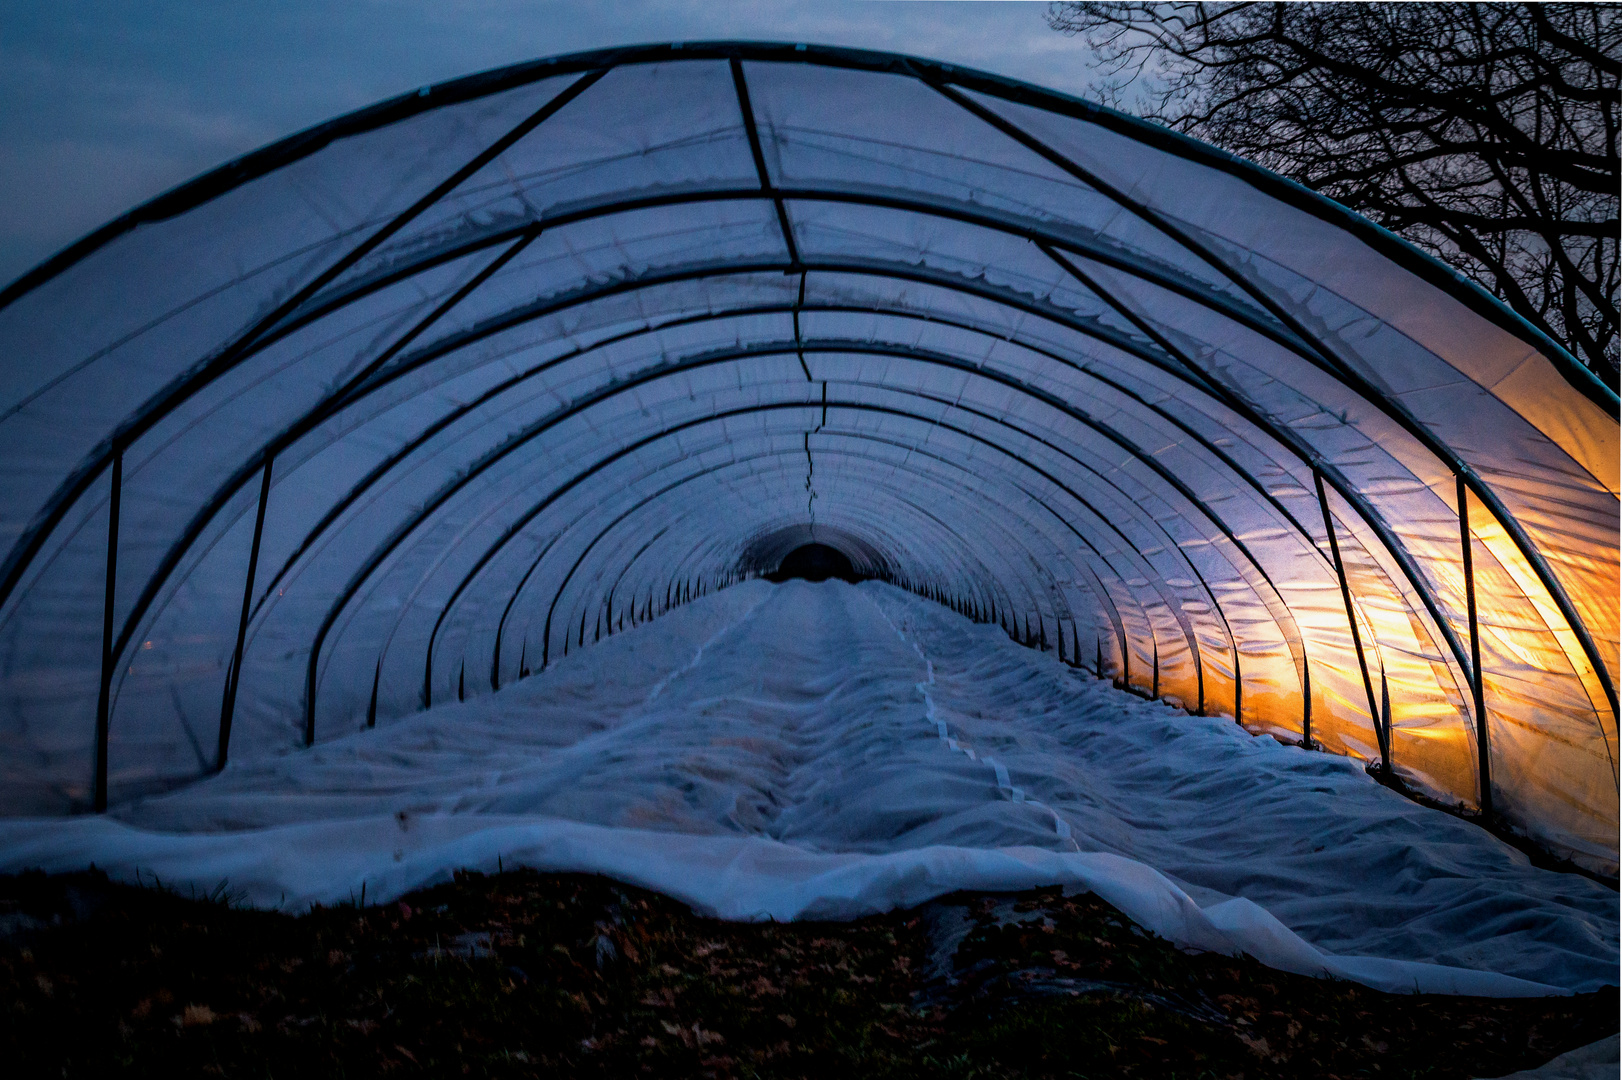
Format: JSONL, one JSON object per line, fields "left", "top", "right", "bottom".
{"left": 0, "top": 867, "right": 1612, "bottom": 1077}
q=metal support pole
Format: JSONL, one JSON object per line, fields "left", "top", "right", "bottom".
{"left": 1232, "top": 639, "right": 1243, "bottom": 725}
{"left": 217, "top": 456, "right": 272, "bottom": 770}
{"left": 1316, "top": 471, "right": 1387, "bottom": 767}
{"left": 1458, "top": 474, "right": 1492, "bottom": 817}
{"left": 366, "top": 660, "right": 381, "bottom": 728}
{"left": 1302, "top": 660, "right": 1313, "bottom": 748}
{"left": 93, "top": 450, "right": 122, "bottom": 813}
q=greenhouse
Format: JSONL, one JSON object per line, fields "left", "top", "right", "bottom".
{"left": 0, "top": 43, "right": 1615, "bottom": 998}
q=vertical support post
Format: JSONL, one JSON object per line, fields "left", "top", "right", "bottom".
{"left": 366, "top": 660, "right": 381, "bottom": 728}
{"left": 1380, "top": 668, "right": 1391, "bottom": 751}
{"left": 94, "top": 450, "right": 123, "bottom": 813}
{"left": 1232, "top": 639, "right": 1243, "bottom": 725}
{"left": 1316, "top": 472, "right": 1387, "bottom": 767}
{"left": 217, "top": 457, "right": 272, "bottom": 771}
{"left": 1458, "top": 473, "right": 1492, "bottom": 817}
{"left": 1302, "top": 660, "right": 1313, "bottom": 748}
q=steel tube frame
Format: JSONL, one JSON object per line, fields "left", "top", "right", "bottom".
{"left": 345, "top": 366, "right": 1223, "bottom": 725}
{"left": 523, "top": 442, "right": 1088, "bottom": 685}
{"left": 1459, "top": 474, "right": 1492, "bottom": 816}
{"left": 927, "top": 71, "right": 1617, "bottom": 723}
{"left": 216, "top": 456, "right": 273, "bottom": 770}
{"left": 8, "top": 166, "right": 1605, "bottom": 733}
{"left": 11, "top": 44, "right": 1605, "bottom": 799}
{"left": 19, "top": 192, "right": 1485, "bottom": 707}
{"left": 72, "top": 247, "right": 1439, "bottom": 736}
{"left": 93, "top": 449, "right": 122, "bottom": 813}
{"left": 1316, "top": 470, "right": 1388, "bottom": 765}
{"left": 319, "top": 399, "right": 1154, "bottom": 737}
{"left": 243, "top": 289, "right": 1330, "bottom": 637}
{"left": 423, "top": 412, "right": 1127, "bottom": 716}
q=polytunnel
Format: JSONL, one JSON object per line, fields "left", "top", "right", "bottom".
{"left": 0, "top": 42, "right": 1616, "bottom": 878}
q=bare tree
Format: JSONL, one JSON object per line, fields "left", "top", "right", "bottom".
{"left": 1049, "top": 2, "right": 1620, "bottom": 386}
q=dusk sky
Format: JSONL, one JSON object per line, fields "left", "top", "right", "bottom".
{"left": 0, "top": 1, "right": 1111, "bottom": 288}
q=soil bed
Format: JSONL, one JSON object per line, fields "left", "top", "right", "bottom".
{"left": 1, "top": 867, "right": 1613, "bottom": 1078}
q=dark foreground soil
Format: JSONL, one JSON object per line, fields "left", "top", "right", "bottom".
{"left": 0, "top": 867, "right": 1613, "bottom": 1079}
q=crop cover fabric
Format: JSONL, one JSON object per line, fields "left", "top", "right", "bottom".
{"left": 1, "top": 581, "right": 1615, "bottom": 996}
{"left": 0, "top": 44, "right": 1615, "bottom": 875}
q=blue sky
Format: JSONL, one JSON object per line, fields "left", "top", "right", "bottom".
{"left": 0, "top": 1, "right": 1108, "bottom": 288}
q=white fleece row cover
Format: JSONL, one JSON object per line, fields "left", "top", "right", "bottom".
{"left": 3, "top": 582, "right": 1614, "bottom": 998}
{"left": 0, "top": 45, "right": 1615, "bottom": 878}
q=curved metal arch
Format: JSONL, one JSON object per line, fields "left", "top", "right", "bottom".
{"left": 390, "top": 388, "right": 1204, "bottom": 732}
{"left": 88, "top": 245, "right": 1517, "bottom": 756}
{"left": 736, "top": 520, "right": 898, "bottom": 579}
{"left": 311, "top": 395, "right": 1177, "bottom": 741}
{"left": 926, "top": 72, "right": 1618, "bottom": 722}
{"left": 442, "top": 441, "right": 1028, "bottom": 699}
{"left": 430, "top": 405, "right": 1126, "bottom": 707}
{"left": 0, "top": 65, "right": 608, "bottom": 617}
{"left": 788, "top": 414, "right": 1204, "bottom": 694}
{"left": 551, "top": 465, "right": 1019, "bottom": 650}
{"left": 364, "top": 332, "right": 1235, "bottom": 691}
{"left": 598, "top": 468, "right": 1119, "bottom": 681}
{"left": 529, "top": 370, "right": 1213, "bottom": 668}
{"left": 518, "top": 438, "right": 1102, "bottom": 683}
{"left": 723, "top": 487, "right": 1027, "bottom": 629}
{"left": 708, "top": 456, "right": 1116, "bottom": 650}
{"left": 601, "top": 476, "right": 1060, "bottom": 660}
{"left": 84, "top": 249, "right": 1166, "bottom": 691}
{"left": 525, "top": 455, "right": 1039, "bottom": 684}
{"left": 6, "top": 47, "right": 1606, "bottom": 731}
{"left": 277, "top": 244, "right": 1446, "bottom": 681}
{"left": 1038, "top": 242, "right": 1393, "bottom": 716}
{"left": 91, "top": 246, "right": 1421, "bottom": 717}
{"left": 216, "top": 284, "right": 1298, "bottom": 717}
{"left": 725, "top": 508, "right": 1027, "bottom": 644}
{"left": 821, "top": 357, "right": 1261, "bottom": 666}
{"left": 6, "top": 41, "right": 1604, "bottom": 424}
{"left": 242, "top": 285, "right": 1324, "bottom": 646}
{"left": 275, "top": 316, "right": 1262, "bottom": 694}
{"left": 828, "top": 379, "right": 1231, "bottom": 698}
{"left": 15, "top": 164, "right": 1438, "bottom": 668}
{"left": 294, "top": 330, "right": 1332, "bottom": 740}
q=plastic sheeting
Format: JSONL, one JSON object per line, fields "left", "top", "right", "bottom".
{"left": 0, "top": 581, "right": 1614, "bottom": 996}
{"left": 0, "top": 43, "right": 1616, "bottom": 875}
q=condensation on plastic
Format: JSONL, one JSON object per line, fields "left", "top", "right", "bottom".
{"left": 0, "top": 47, "right": 1613, "bottom": 874}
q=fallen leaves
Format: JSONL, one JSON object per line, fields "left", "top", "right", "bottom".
{"left": 179, "top": 1004, "right": 215, "bottom": 1028}
{"left": 0, "top": 867, "right": 1613, "bottom": 1080}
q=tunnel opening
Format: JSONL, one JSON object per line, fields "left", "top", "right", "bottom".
{"left": 765, "top": 543, "right": 864, "bottom": 584}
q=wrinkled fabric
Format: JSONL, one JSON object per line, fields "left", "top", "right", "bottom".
{"left": 4, "top": 581, "right": 1614, "bottom": 995}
